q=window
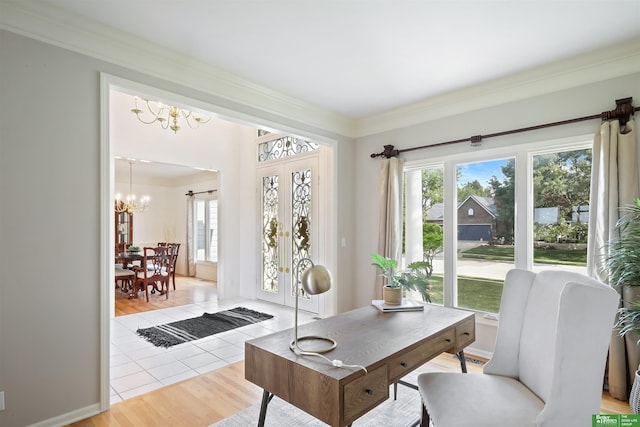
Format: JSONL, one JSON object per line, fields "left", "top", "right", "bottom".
{"left": 532, "top": 148, "right": 590, "bottom": 273}
{"left": 404, "top": 138, "right": 591, "bottom": 314}
{"left": 456, "top": 158, "right": 514, "bottom": 313}
{"left": 257, "top": 135, "right": 319, "bottom": 162}
{"left": 404, "top": 166, "right": 444, "bottom": 305}
{"left": 194, "top": 199, "right": 218, "bottom": 262}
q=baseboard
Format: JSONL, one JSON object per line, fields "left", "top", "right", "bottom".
{"left": 27, "top": 403, "right": 100, "bottom": 427}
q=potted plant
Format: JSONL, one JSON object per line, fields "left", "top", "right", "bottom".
{"left": 606, "top": 199, "right": 640, "bottom": 412}
{"left": 371, "top": 253, "right": 431, "bottom": 305}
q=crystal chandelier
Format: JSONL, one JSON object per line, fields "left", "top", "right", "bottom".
{"left": 131, "top": 97, "right": 210, "bottom": 133}
{"left": 115, "top": 161, "right": 150, "bottom": 214}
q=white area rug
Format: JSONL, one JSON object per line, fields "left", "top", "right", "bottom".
{"left": 210, "top": 372, "right": 422, "bottom": 427}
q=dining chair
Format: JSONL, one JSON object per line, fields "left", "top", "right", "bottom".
{"left": 114, "top": 266, "right": 134, "bottom": 293}
{"left": 158, "top": 242, "right": 180, "bottom": 290}
{"left": 416, "top": 268, "right": 620, "bottom": 427}
{"left": 132, "top": 246, "right": 173, "bottom": 302}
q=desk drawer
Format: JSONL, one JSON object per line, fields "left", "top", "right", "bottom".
{"left": 388, "top": 329, "right": 455, "bottom": 381}
{"left": 343, "top": 365, "right": 388, "bottom": 424}
{"left": 455, "top": 318, "right": 475, "bottom": 350}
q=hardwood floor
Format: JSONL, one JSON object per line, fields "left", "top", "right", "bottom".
{"left": 70, "top": 361, "right": 262, "bottom": 427}
{"left": 114, "top": 275, "right": 217, "bottom": 316}
{"left": 70, "top": 276, "right": 631, "bottom": 426}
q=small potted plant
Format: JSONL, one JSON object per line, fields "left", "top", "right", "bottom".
{"left": 371, "top": 253, "right": 431, "bottom": 305}
{"left": 127, "top": 245, "right": 141, "bottom": 253}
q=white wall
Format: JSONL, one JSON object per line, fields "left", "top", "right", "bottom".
{"left": 354, "top": 72, "right": 640, "bottom": 356}
{"left": 0, "top": 30, "right": 351, "bottom": 426}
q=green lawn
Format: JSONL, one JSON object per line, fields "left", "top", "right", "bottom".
{"left": 415, "top": 244, "right": 586, "bottom": 314}
{"left": 421, "top": 275, "right": 503, "bottom": 313}
{"left": 460, "top": 244, "right": 587, "bottom": 266}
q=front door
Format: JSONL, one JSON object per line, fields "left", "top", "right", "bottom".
{"left": 257, "top": 154, "right": 320, "bottom": 313}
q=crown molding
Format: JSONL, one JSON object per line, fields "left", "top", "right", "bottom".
{"left": 355, "top": 37, "right": 640, "bottom": 138}
{"left": 0, "top": 1, "right": 355, "bottom": 138}
{"left": 2, "top": 2, "right": 639, "bottom": 140}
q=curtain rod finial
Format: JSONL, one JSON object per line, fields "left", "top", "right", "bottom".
{"left": 602, "top": 97, "right": 634, "bottom": 126}
{"left": 370, "top": 144, "right": 400, "bottom": 159}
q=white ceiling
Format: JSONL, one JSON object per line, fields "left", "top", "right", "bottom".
{"left": 114, "top": 157, "right": 214, "bottom": 181}
{"left": 34, "top": 0, "right": 640, "bottom": 119}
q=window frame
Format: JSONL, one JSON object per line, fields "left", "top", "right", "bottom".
{"left": 403, "top": 133, "right": 592, "bottom": 312}
{"left": 193, "top": 195, "right": 218, "bottom": 263}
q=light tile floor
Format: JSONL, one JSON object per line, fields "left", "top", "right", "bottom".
{"left": 110, "top": 297, "right": 315, "bottom": 404}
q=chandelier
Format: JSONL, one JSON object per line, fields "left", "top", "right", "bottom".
{"left": 115, "top": 161, "right": 150, "bottom": 214}
{"left": 131, "top": 97, "right": 210, "bottom": 133}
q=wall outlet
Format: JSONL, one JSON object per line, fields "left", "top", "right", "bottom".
{"left": 0, "top": 391, "right": 5, "bottom": 411}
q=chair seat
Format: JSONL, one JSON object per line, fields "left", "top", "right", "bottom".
{"left": 115, "top": 268, "right": 135, "bottom": 279}
{"left": 418, "top": 372, "right": 544, "bottom": 427}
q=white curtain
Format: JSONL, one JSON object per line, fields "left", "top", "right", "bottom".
{"left": 587, "top": 119, "right": 638, "bottom": 400}
{"left": 376, "top": 157, "right": 405, "bottom": 299}
{"left": 186, "top": 195, "right": 196, "bottom": 277}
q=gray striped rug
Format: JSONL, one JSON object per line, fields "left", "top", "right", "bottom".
{"left": 136, "top": 307, "right": 273, "bottom": 348}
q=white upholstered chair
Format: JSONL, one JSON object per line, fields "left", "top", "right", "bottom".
{"left": 417, "top": 269, "right": 620, "bottom": 427}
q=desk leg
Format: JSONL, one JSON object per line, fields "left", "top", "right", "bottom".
{"left": 456, "top": 350, "right": 468, "bottom": 373}
{"left": 258, "top": 390, "right": 273, "bottom": 427}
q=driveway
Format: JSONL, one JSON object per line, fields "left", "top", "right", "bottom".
{"left": 430, "top": 241, "right": 587, "bottom": 280}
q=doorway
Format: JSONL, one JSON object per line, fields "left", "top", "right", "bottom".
{"left": 101, "top": 74, "right": 337, "bottom": 409}
{"left": 257, "top": 153, "right": 321, "bottom": 313}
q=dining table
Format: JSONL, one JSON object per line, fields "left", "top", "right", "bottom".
{"left": 115, "top": 251, "right": 145, "bottom": 268}
{"left": 115, "top": 251, "right": 162, "bottom": 298}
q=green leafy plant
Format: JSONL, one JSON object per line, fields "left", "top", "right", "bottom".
{"left": 370, "top": 254, "right": 431, "bottom": 302}
{"left": 398, "top": 261, "right": 432, "bottom": 303}
{"left": 128, "top": 245, "right": 141, "bottom": 252}
{"left": 606, "top": 199, "right": 640, "bottom": 344}
{"left": 370, "top": 253, "right": 400, "bottom": 288}
{"left": 616, "top": 301, "right": 640, "bottom": 345}
{"left": 605, "top": 199, "right": 640, "bottom": 290}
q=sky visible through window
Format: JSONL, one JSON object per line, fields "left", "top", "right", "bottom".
{"left": 457, "top": 159, "right": 508, "bottom": 185}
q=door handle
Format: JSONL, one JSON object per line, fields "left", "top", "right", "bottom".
{"left": 283, "top": 230, "right": 290, "bottom": 273}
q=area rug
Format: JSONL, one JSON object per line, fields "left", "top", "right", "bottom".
{"left": 137, "top": 307, "right": 273, "bottom": 348}
{"left": 209, "top": 371, "right": 422, "bottom": 427}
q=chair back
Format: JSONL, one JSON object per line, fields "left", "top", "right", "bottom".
{"left": 143, "top": 246, "right": 172, "bottom": 280}
{"left": 484, "top": 269, "right": 619, "bottom": 424}
{"left": 158, "top": 242, "right": 180, "bottom": 271}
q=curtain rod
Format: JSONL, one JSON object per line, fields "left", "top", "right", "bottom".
{"left": 185, "top": 190, "right": 217, "bottom": 196}
{"left": 370, "top": 97, "right": 638, "bottom": 159}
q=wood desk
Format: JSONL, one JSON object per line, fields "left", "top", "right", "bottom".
{"left": 245, "top": 304, "right": 475, "bottom": 427}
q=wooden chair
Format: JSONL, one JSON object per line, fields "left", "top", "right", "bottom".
{"left": 115, "top": 242, "right": 126, "bottom": 254}
{"left": 132, "top": 246, "right": 173, "bottom": 302}
{"left": 114, "top": 266, "right": 134, "bottom": 294}
{"left": 158, "top": 242, "right": 180, "bottom": 290}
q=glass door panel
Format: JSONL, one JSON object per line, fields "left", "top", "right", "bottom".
{"left": 257, "top": 156, "right": 319, "bottom": 312}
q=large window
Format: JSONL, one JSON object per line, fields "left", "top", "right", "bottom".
{"left": 456, "top": 158, "right": 514, "bottom": 313}
{"left": 404, "top": 139, "right": 591, "bottom": 315}
{"left": 195, "top": 199, "right": 218, "bottom": 262}
{"left": 532, "top": 149, "right": 590, "bottom": 272}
